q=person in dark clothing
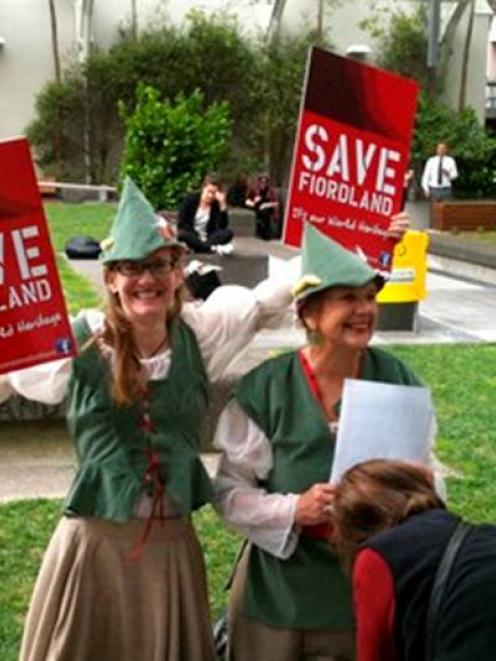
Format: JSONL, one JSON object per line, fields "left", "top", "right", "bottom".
{"left": 177, "top": 174, "right": 234, "bottom": 254}
{"left": 332, "top": 459, "right": 496, "bottom": 661}
{"left": 245, "top": 173, "right": 281, "bottom": 241}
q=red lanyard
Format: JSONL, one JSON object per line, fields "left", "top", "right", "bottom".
{"left": 298, "top": 349, "right": 326, "bottom": 409}
{"left": 298, "top": 350, "right": 335, "bottom": 540}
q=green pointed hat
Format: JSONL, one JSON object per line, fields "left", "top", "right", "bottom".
{"left": 101, "top": 177, "right": 183, "bottom": 263}
{"left": 292, "top": 223, "right": 384, "bottom": 302}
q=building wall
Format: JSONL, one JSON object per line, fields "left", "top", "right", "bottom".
{"left": 0, "top": 0, "right": 76, "bottom": 140}
{"left": 441, "top": 7, "right": 492, "bottom": 123}
{"left": 270, "top": 0, "right": 417, "bottom": 57}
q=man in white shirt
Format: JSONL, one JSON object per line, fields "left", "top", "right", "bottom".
{"left": 421, "top": 142, "right": 458, "bottom": 202}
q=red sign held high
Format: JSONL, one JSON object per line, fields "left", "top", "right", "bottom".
{"left": 283, "top": 48, "right": 419, "bottom": 274}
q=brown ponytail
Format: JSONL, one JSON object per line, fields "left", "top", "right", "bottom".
{"left": 331, "top": 459, "right": 445, "bottom": 572}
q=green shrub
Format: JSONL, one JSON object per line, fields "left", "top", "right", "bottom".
{"left": 27, "top": 75, "right": 86, "bottom": 181}
{"left": 26, "top": 13, "right": 258, "bottom": 185}
{"left": 119, "top": 85, "right": 231, "bottom": 209}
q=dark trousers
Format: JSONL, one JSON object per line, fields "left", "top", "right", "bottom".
{"left": 255, "top": 210, "right": 281, "bottom": 241}
{"left": 429, "top": 186, "right": 453, "bottom": 202}
{"left": 178, "top": 228, "right": 233, "bottom": 254}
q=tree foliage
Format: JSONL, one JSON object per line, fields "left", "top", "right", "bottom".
{"left": 413, "top": 93, "right": 496, "bottom": 198}
{"left": 26, "top": 11, "right": 324, "bottom": 187}
{"left": 119, "top": 86, "right": 231, "bottom": 209}
{"left": 360, "top": 1, "right": 429, "bottom": 88}
{"left": 27, "top": 12, "right": 260, "bottom": 184}
{"left": 249, "top": 31, "right": 321, "bottom": 186}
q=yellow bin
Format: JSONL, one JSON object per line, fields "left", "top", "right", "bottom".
{"left": 377, "top": 230, "right": 429, "bottom": 304}
{"left": 376, "top": 230, "right": 429, "bottom": 331}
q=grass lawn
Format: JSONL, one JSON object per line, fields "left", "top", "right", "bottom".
{"left": 56, "top": 255, "right": 102, "bottom": 312}
{"left": 0, "top": 501, "right": 240, "bottom": 661}
{"left": 44, "top": 200, "right": 116, "bottom": 251}
{"left": 454, "top": 230, "right": 496, "bottom": 246}
{"left": 44, "top": 201, "right": 115, "bottom": 312}
{"left": 1, "top": 342, "right": 495, "bottom": 658}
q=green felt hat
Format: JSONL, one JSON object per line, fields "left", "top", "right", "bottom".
{"left": 101, "top": 177, "right": 183, "bottom": 263}
{"left": 292, "top": 223, "right": 384, "bottom": 302}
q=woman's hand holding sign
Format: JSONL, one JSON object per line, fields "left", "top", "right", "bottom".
{"left": 386, "top": 210, "right": 410, "bottom": 241}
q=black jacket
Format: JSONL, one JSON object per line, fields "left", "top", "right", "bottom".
{"left": 366, "top": 509, "right": 496, "bottom": 660}
{"left": 178, "top": 192, "right": 229, "bottom": 236}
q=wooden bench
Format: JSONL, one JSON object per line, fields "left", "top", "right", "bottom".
{"left": 431, "top": 200, "right": 496, "bottom": 231}
{"left": 37, "top": 181, "right": 117, "bottom": 202}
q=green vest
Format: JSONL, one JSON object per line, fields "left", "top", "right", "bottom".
{"left": 63, "top": 314, "right": 213, "bottom": 521}
{"left": 235, "top": 346, "right": 421, "bottom": 629}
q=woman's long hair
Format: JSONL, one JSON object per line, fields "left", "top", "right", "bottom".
{"left": 332, "top": 460, "right": 445, "bottom": 571}
{"left": 98, "top": 247, "right": 184, "bottom": 407}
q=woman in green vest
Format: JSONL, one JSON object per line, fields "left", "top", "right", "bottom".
{"left": 1, "top": 178, "right": 294, "bottom": 661}
{"left": 214, "top": 222, "right": 438, "bottom": 661}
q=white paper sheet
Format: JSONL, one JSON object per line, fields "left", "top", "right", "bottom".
{"left": 330, "top": 378, "right": 434, "bottom": 483}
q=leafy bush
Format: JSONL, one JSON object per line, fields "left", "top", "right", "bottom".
{"left": 119, "top": 85, "right": 231, "bottom": 208}
{"left": 26, "top": 13, "right": 258, "bottom": 185}
{"left": 27, "top": 75, "right": 86, "bottom": 181}
{"left": 26, "top": 10, "right": 330, "bottom": 187}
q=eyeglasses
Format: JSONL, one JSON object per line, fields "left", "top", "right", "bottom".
{"left": 113, "top": 258, "right": 178, "bottom": 277}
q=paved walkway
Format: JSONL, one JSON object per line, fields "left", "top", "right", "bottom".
{"left": 0, "top": 421, "right": 219, "bottom": 503}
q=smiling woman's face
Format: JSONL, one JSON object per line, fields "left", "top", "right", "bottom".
{"left": 303, "top": 282, "right": 379, "bottom": 350}
{"left": 105, "top": 247, "right": 183, "bottom": 325}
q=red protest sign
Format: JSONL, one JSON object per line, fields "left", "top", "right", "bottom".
{"left": 283, "top": 47, "right": 419, "bottom": 273}
{"left": 0, "top": 137, "right": 75, "bottom": 374}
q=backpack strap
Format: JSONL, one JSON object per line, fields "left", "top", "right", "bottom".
{"left": 424, "top": 520, "right": 472, "bottom": 660}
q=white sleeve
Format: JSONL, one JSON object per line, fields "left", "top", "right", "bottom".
{"left": 449, "top": 157, "right": 458, "bottom": 181}
{"left": 213, "top": 399, "right": 300, "bottom": 559}
{"left": 421, "top": 158, "right": 432, "bottom": 194}
{"left": 182, "top": 263, "right": 296, "bottom": 382}
{"left": 6, "top": 357, "right": 72, "bottom": 404}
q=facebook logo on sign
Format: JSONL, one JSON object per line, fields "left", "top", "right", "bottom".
{"left": 55, "top": 337, "right": 73, "bottom": 354}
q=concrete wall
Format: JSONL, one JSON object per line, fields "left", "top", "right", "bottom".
{"left": 270, "top": 1, "right": 418, "bottom": 56}
{"left": 441, "top": 6, "right": 492, "bottom": 123}
{"left": 0, "top": 0, "right": 76, "bottom": 139}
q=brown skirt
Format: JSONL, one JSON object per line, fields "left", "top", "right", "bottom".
{"left": 20, "top": 516, "right": 216, "bottom": 661}
{"left": 228, "top": 546, "right": 355, "bottom": 661}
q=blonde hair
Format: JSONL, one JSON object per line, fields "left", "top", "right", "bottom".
{"left": 332, "top": 460, "right": 444, "bottom": 571}
{"left": 97, "top": 247, "right": 184, "bottom": 406}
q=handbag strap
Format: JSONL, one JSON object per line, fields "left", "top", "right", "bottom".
{"left": 424, "top": 520, "right": 472, "bottom": 660}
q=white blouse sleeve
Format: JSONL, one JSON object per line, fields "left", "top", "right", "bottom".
{"left": 213, "top": 399, "right": 300, "bottom": 559}
{"left": 6, "top": 357, "right": 72, "bottom": 404}
{"left": 182, "top": 260, "right": 298, "bottom": 383}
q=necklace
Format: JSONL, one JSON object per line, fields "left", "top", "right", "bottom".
{"left": 138, "top": 336, "right": 169, "bottom": 359}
